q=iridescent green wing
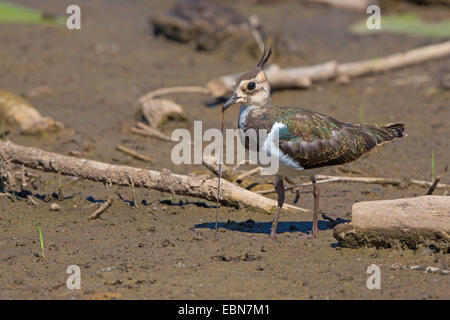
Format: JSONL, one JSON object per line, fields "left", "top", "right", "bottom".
{"left": 269, "top": 107, "right": 401, "bottom": 169}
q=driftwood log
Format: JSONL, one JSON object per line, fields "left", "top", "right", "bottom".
{"left": 334, "top": 196, "right": 450, "bottom": 251}
{"left": 207, "top": 41, "right": 450, "bottom": 98}
{"left": 0, "top": 141, "right": 308, "bottom": 214}
{"left": 0, "top": 90, "right": 63, "bottom": 134}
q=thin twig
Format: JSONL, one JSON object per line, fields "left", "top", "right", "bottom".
{"left": 255, "top": 178, "right": 340, "bottom": 194}
{"left": 248, "top": 15, "right": 265, "bottom": 53}
{"left": 88, "top": 197, "right": 114, "bottom": 220}
{"left": 116, "top": 144, "right": 153, "bottom": 162}
{"left": 233, "top": 167, "right": 261, "bottom": 183}
{"left": 137, "top": 86, "right": 210, "bottom": 101}
{"left": 129, "top": 176, "right": 138, "bottom": 208}
{"left": 27, "top": 195, "right": 38, "bottom": 205}
{"left": 131, "top": 122, "right": 172, "bottom": 141}
{"left": 426, "top": 176, "right": 441, "bottom": 195}
{"left": 316, "top": 175, "right": 450, "bottom": 189}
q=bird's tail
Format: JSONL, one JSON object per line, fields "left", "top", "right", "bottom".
{"left": 360, "top": 123, "right": 406, "bottom": 149}
{"left": 384, "top": 123, "right": 406, "bottom": 139}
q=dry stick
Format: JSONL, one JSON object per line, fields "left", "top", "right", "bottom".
{"left": 255, "top": 174, "right": 450, "bottom": 195}
{"left": 0, "top": 141, "right": 309, "bottom": 214}
{"left": 27, "top": 195, "right": 38, "bottom": 205}
{"left": 137, "top": 86, "right": 210, "bottom": 102}
{"left": 88, "top": 196, "right": 114, "bottom": 220}
{"left": 116, "top": 144, "right": 153, "bottom": 163}
{"left": 304, "top": 0, "right": 372, "bottom": 10}
{"left": 233, "top": 167, "right": 261, "bottom": 183}
{"left": 21, "top": 165, "right": 27, "bottom": 189}
{"left": 255, "top": 177, "right": 340, "bottom": 194}
{"left": 315, "top": 174, "right": 450, "bottom": 189}
{"left": 426, "top": 176, "right": 441, "bottom": 195}
{"left": 248, "top": 15, "right": 265, "bottom": 53}
{"left": 129, "top": 176, "right": 138, "bottom": 208}
{"left": 207, "top": 41, "right": 450, "bottom": 98}
{"left": 337, "top": 41, "right": 450, "bottom": 78}
{"left": 131, "top": 122, "right": 172, "bottom": 142}
{"left": 207, "top": 61, "right": 336, "bottom": 98}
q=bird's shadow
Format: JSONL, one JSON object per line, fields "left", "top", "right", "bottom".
{"left": 194, "top": 219, "right": 332, "bottom": 235}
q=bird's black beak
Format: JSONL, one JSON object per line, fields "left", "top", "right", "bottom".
{"left": 222, "top": 94, "right": 238, "bottom": 112}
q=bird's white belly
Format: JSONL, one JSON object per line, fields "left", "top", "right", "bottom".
{"left": 259, "top": 154, "right": 324, "bottom": 177}
{"left": 239, "top": 109, "right": 324, "bottom": 177}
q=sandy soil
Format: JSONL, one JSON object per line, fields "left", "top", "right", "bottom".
{"left": 0, "top": 0, "right": 449, "bottom": 299}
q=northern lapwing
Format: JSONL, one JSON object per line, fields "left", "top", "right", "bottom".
{"left": 222, "top": 47, "right": 406, "bottom": 240}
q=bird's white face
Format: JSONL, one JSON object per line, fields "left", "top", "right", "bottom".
{"left": 233, "top": 71, "right": 271, "bottom": 108}
{"left": 222, "top": 70, "right": 271, "bottom": 111}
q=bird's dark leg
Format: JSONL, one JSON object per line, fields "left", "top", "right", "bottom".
{"left": 311, "top": 176, "right": 320, "bottom": 238}
{"left": 269, "top": 176, "right": 285, "bottom": 240}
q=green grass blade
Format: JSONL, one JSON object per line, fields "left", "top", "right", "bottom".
{"left": 37, "top": 222, "right": 44, "bottom": 258}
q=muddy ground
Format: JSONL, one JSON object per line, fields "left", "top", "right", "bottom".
{"left": 0, "top": 0, "right": 449, "bottom": 299}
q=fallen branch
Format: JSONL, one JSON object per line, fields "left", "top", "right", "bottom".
{"left": 337, "top": 41, "right": 450, "bottom": 78}
{"left": 0, "top": 141, "right": 309, "bottom": 214}
{"left": 88, "top": 196, "right": 114, "bottom": 220}
{"left": 207, "top": 41, "right": 450, "bottom": 98}
{"left": 116, "top": 144, "right": 153, "bottom": 163}
{"left": 207, "top": 61, "right": 336, "bottom": 98}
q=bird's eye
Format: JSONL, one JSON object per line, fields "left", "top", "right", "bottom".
{"left": 247, "top": 82, "right": 256, "bottom": 90}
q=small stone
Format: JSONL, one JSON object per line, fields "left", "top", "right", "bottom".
{"left": 50, "top": 203, "right": 61, "bottom": 211}
{"left": 425, "top": 267, "right": 440, "bottom": 273}
{"left": 390, "top": 262, "right": 402, "bottom": 270}
{"left": 101, "top": 266, "right": 115, "bottom": 272}
{"left": 410, "top": 265, "right": 426, "bottom": 271}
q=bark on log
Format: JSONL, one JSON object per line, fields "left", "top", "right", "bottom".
{"left": 334, "top": 196, "right": 450, "bottom": 251}
{"left": 0, "top": 141, "right": 308, "bottom": 214}
{"left": 207, "top": 41, "right": 450, "bottom": 98}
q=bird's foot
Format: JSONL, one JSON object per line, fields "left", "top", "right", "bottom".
{"left": 299, "top": 231, "right": 318, "bottom": 239}
{"left": 267, "top": 233, "right": 277, "bottom": 241}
